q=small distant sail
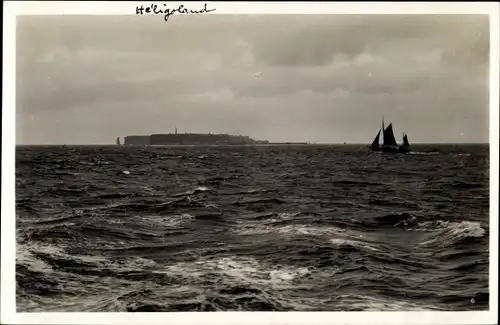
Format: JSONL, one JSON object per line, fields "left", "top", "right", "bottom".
{"left": 402, "top": 133, "right": 410, "bottom": 147}
{"left": 116, "top": 137, "right": 121, "bottom": 145}
{"left": 383, "top": 123, "right": 398, "bottom": 147}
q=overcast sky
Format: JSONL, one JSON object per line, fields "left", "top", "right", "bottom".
{"left": 16, "top": 14, "right": 489, "bottom": 144}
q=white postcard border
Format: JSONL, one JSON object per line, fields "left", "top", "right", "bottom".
{"left": 2, "top": 2, "right": 498, "bottom": 325}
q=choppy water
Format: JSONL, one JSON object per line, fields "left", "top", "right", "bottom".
{"left": 16, "top": 144, "right": 489, "bottom": 312}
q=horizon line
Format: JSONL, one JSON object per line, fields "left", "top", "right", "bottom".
{"left": 15, "top": 142, "right": 490, "bottom": 146}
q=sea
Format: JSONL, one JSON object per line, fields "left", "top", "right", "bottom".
{"left": 15, "top": 144, "right": 490, "bottom": 312}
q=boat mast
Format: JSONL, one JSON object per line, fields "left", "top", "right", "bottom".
{"left": 381, "top": 116, "right": 385, "bottom": 146}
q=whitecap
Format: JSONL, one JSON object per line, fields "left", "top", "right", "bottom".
{"left": 419, "top": 220, "right": 485, "bottom": 247}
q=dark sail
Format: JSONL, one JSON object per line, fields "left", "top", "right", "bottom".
{"left": 371, "top": 129, "right": 381, "bottom": 147}
{"left": 116, "top": 137, "right": 121, "bottom": 145}
{"left": 403, "top": 133, "right": 409, "bottom": 147}
{"left": 383, "top": 123, "right": 398, "bottom": 147}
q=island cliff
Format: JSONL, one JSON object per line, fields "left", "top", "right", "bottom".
{"left": 123, "top": 133, "right": 269, "bottom": 146}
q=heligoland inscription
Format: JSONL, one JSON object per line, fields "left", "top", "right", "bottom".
{"left": 135, "top": 3, "right": 217, "bottom": 22}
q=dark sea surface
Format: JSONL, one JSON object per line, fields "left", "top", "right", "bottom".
{"left": 16, "top": 144, "right": 490, "bottom": 312}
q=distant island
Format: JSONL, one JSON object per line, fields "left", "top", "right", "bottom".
{"left": 122, "top": 132, "right": 269, "bottom": 146}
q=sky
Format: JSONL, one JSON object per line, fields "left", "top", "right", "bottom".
{"left": 16, "top": 14, "right": 490, "bottom": 144}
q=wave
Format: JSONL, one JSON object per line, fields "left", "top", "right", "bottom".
{"left": 156, "top": 256, "right": 311, "bottom": 292}
{"left": 418, "top": 221, "right": 486, "bottom": 248}
{"left": 17, "top": 242, "right": 158, "bottom": 276}
{"left": 81, "top": 196, "right": 215, "bottom": 214}
{"left": 172, "top": 186, "right": 214, "bottom": 197}
{"left": 138, "top": 213, "right": 194, "bottom": 228}
{"left": 234, "top": 217, "right": 386, "bottom": 255}
{"left": 330, "top": 238, "right": 381, "bottom": 252}
{"left": 32, "top": 211, "right": 86, "bottom": 226}
{"left": 328, "top": 294, "right": 442, "bottom": 311}
{"left": 409, "top": 152, "right": 440, "bottom": 155}
{"left": 17, "top": 243, "right": 60, "bottom": 274}
{"left": 19, "top": 213, "right": 195, "bottom": 250}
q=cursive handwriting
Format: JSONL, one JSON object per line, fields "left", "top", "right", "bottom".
{"left": 136, "top": 3, "right": 216, "bottom": 22}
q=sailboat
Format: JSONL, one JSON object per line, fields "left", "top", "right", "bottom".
{"left": 368, "top": 118, "right": 411, "bottom": 153}
{"left": 116, "top": 137, "right": 121, "bottom": 145}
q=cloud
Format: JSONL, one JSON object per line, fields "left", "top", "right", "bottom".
{"left": 250, "top": 15, "right": 488, "bottom": 68}
{"left": 15, "top": 14, "right": 490, "bottom": 144}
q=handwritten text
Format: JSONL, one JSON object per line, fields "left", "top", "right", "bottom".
{"left": 136, "top": 3, "right": 216, "bottom": 22}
